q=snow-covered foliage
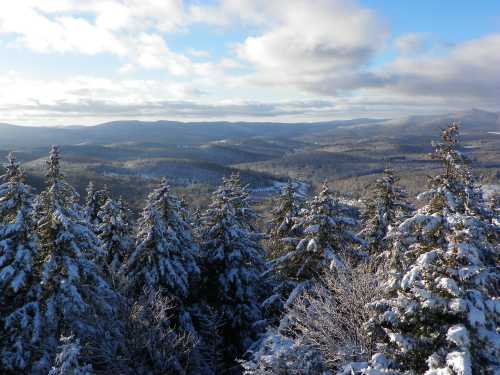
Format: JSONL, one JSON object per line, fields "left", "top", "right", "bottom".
{"left": 48, "top": 335, "right": 94, "bottom": 375}
{"left": 272, "top": 182, "right": 364, "bottom": 283}
{"left": 32, "top": 146, "right": 121, "bottom": 372}
{"left": 96, "top": 197, "right": 133, "bottom": 281}
{"left": 241, "top": 329, "right": 330, "bottom": 375}
{"left": 0, "top": 152, "right": 41, "bottom": 371}
{"left": 223, "top": 172, "right": 258, "bottom": 231}
{"left": 84, "top": 181, "right": 109, "bottom": 228}
{"left": 0, "top": 124, "right": 497, "bottom": 375}
{"left": 0, "top": 152, "right": 37, "bottom": 298}
{"left": 359, "top": 167, "right": 413, "bottom": 256}
{"left": 125, "top": 178, "right": 200, "bottom": 304}
{"left": 287, "top": 263, "right": 382, "bottom": 371}
{"left": 365, "top": 124, "right": 500, "bottom": 374}
{"left": 198, "top": 175, "right": 266, "bottom": 367}
{"left": 266, "top": 180, "right": 303, "bottom": 259}
{"left": 122, "top": 291, "right": 194, "bottom": 375}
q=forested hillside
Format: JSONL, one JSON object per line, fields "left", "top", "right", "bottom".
{"left": 0, "top": 124, "right": 498, "bottom": 374}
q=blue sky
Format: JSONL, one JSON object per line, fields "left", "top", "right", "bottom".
{"left": 0, "top": 0, "right": 499, "bottom": 125}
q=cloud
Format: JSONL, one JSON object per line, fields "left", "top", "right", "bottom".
{"left": 0, "top": 0, "right": 499, "bottom": 122}
{"left": 394, "top": 33, "right": 430, "bottom": 55}
{"left": 367, "top": 34, "right": 500, "bottom": 105}
{"left": 0, "top": 73, "right": 335, "bottom": 123}
{"left": 184, "top": 0, "right": 390, "bottom": 95}
{"left": 187, "top": 48, "right": 211, "bottom": 58}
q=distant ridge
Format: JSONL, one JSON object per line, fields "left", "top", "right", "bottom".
{"left": 0, "top": 109, "right": 498, "bottom": 149}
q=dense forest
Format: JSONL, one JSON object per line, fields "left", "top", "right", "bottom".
{"left": 0, "top": 124, "right": 498, "bottom": 375}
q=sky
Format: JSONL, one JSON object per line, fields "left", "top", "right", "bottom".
{"left": 0, "top": 0, "right": 499, "bottom": 125}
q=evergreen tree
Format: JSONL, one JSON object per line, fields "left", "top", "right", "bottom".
{"left": 365, "top": 124, "right": 500, "bottom": 374}
{"left": 84, "top": 182, "right": 109, "bottom": 228}
{"left": 96, "top": 197, "right": 133, "bottom": 283}
{"left": 48, "top": 335, "right": 94, "bottom": 375}
{"left": 273, "top": 182, "right": 363, "bottom": 284}
{"left": 198, "top": 176, "right": 266, "bottom": 368}
{"left": 358, "top": 167, "right": 413, "bottom": 257}
{"left": 125, "top": 178, "right": 200, "bottom": 321}
{"left": 32, "top": 146, "right": 120, "bottom": 372}
{"left": 266, "top": 181, "right": 303, "bottom": 260}
{"left": 224, "top": 172, "right": 257, "bottom": 231}
{"left": 241, "top": 329, "right": 328, "bottom": 375}
{"left": 0, "top": 152, "right": 40, "bottom": 372}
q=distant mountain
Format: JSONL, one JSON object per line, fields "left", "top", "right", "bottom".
{"left": 0, "top": 118, "right": 384, "bottom": 149}
{"left": 1, "top": 108, "right": 498, "bottom": 150}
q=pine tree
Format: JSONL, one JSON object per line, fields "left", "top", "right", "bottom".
{"left": 125, "top": 178, "right": 200, "bottom": 320}
{"left": 266, "top": 181, "right": 303, "bottom": 259}
{"left": 365, "top": 124, "right": 500, "bottom": 374}
{"left": 198, "top": 176, "right": 266, "bottom": 368}
{"left": 96, "top": 197, "right": 133, "bottom": 283}
{"left": 32, "top": 146, "right": 120, "bottom": 372}
{"left": 358, "top": 167, "right": 413, "bottom": 257}
{"left": 0, "top": 152, "right": 41, "bottom": 372}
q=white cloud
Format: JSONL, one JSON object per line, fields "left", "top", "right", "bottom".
{"left": 187, "top": 48, "right": 210, "bottom": 58}
{"left": 0, "top": 0, "right": 499, "bottom": 122}
{"left": 394, "top": 33, "right": 430, "bottom": 55}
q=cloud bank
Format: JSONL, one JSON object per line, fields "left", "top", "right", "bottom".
{"left": 0, "top": 0, "right": 498, "bottom": 124}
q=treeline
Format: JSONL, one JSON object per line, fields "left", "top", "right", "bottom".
{"left": 0, "top": 124, "right": 498, "bottom": 374}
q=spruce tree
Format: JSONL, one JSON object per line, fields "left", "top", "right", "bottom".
{"left": 48, "top": 335, "right": 94, "bottom": 375}
{"left": 198, "top": 176, "right": 266, "bottom": 367}
{"left": 358, "top": 167, "right": 413, "bottom": 257}
{"left": 96, "top": 197, "right": 133, "bottom": 282}
{"left": 33, "top": 146, "right": 120, "bottom": 372}
{"left": 266, "top": 181, "right": 303, "bottom": 260}
{"left": 224, "top": 172, "right": 257, "bottom": 231}
{"left": 273, "top": 182, "right": 363, "bottom": 284}
{"left": 125, "top": 178, "right": 200, "bottom": 320}
{"left": 0, "top": 152, "right": 40, "bottom": 372}
{"left": 365, "top": 124, "right": 500, "bottom": 374}
{"left": 84, "top": 182, "right": 109, "bottom": 228}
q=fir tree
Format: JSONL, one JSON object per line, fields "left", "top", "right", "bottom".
{"left": 0, "top": 152, "right": 40, "bottom": 372}
{"left": 198, "top": 176, "right": 266, "bottom": 368}
{"left": 32, "top": 146, "right": 120, "bottom": 372}
{"left": 365, "top": 124, "right": 500, "bottom": 374}
{"left": 358, "top": 167, "right": 413, "bottom": 257}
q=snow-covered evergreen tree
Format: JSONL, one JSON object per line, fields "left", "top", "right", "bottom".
{"left": 266, "top": 181, "right": 303, "bottom": 260}
{"left": 0, "top": 152, "right": 41, "bottom": 372}
{"left": 48, "top": 335, "right": 94, "bottom": 375}
{"left": 125, "top": 178, "right": 199, "bottom": 322}
{"left": 365, "top": 124, "right": 500, "bottom": 374}
{"left": 358, "top": 167, "right": 413, "bottom": 257}
{"left": 96, "top": 197, "right": 133, "bottom": 281}
{"left": 198, "top": 176, "right": 266, "bottom": 368}
{"left": 241, "top": 329, "right": 330, "bottom": 375}
{"left": 0, "top": 152, "right": 37, "bottom": 303}
{"left": 84, "top": 182, "right": 109, "bottom": 228}
{"left": 273, "top": 182, "right": 363, "bottom": 283}
{"left": 32, "top": 146, "right": 121, "bottom": 372}
{"left": 224, "top": 172, "right": 258, "bottom": 231}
